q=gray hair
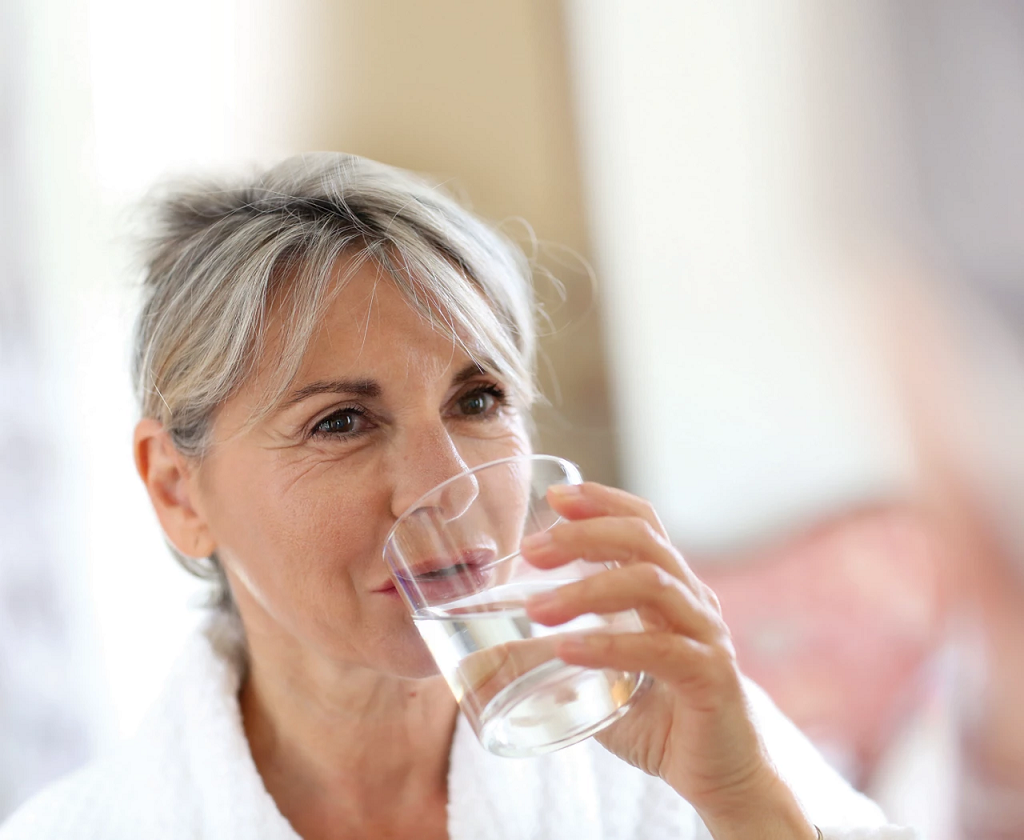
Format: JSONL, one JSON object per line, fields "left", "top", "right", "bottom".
{"left": 132, "top": 152, "right": 538, "bottom": 607}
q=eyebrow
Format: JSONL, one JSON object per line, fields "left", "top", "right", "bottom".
{"left": 279, "top": 378, "right": 381, "bottom": 409}
{"left": 278, "top": 361, "right": 491, "bottom": 410}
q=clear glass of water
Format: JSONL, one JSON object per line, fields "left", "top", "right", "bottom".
{"left": 383, "top": 454, "right": 649, "bottom": 757}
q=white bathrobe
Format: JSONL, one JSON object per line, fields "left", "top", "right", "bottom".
{"left": 0, "top": 616, "right": 916, "bottom": 839}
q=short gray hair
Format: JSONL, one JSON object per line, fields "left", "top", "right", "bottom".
{"left": 132, "top": 152, "right": 538, "bottom": 606}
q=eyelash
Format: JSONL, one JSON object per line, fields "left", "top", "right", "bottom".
{"left": 308, "top": 383, "right": 509, "bottom": 440}
{"left": 456, "top": 383, "right": 508, "bottom": 417}
{"left": 310, "top": 405, "right": 370, "bottom": 439}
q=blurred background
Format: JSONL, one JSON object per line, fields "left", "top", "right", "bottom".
{"left": 2, "top": 1, "right": 1023, "bottom": 837}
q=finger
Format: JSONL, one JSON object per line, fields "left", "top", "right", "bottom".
{"left": 547, "top": 482, "right": 669, "bottom": 539}
{"left": 522, "top": 515, "right": 671, "bottom": 570}
{"left": 521, "top": 516, "right": 710, "bottom": 600}
{"left": 525, "top": 563, "right": 721, "bottom": 642}
{"left": 554, "top": 631, "right": 741, "bottom": 703}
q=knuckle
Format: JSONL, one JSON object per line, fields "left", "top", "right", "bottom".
{"left": 635, "top": 494, "right": 658, "bottom": 519}
{"left": 626, "top": 515, "right": 657, "bottom": 542}
{"left": 702, "top": 605, "right": 733, "bottom": 644}
{"left": 650, "top": 633, "right": 678, "bottom": 660}
{"left": 709, "top": 638, "right": 740, "bottom": 678}
{"left": 689, "top": 643, "right": 738, "bottom": 695}
{"left": 634, "top": 563, "right": 672, "bottom": 591}
{"left": 634, "top": 494, "right": 669, "bottom": 534}
{"left": 701, "top": 584, "right": 723, "bottom": 615}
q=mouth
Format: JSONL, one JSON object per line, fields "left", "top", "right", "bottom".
{"left": 375, "top": 546, "right": 497, "bottom": 601}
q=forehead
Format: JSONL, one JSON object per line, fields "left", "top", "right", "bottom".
{"left": 270, "top": 257, "right": 475, "bottom": 391}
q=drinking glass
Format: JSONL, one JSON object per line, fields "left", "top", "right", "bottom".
{"left": 384, "top": 454, "right": 649, "bottom": 757}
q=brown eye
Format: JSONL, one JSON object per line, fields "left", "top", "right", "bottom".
{"left": 456, "top": 385, "right": 506, "bottom": 418}
{"left": 313, "top": 409, "right": 363, "bottom": 437}
{"left": 460, "top": 391, "right": 493, "bottom": 416}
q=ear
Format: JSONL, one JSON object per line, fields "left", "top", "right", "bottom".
{"left": 133, "top": 418, "right": 217, "bottom": 559}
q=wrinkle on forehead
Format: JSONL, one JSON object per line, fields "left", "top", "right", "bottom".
{"left": 221, "top": 251, "right": 513, "bottom": 444}
{"left": 354, "top": 262, "right": 384, "bottom": 363}
{"left": 296, "top": 261, "right": 477, "bottom": 393}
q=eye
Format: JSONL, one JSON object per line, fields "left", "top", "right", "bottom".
{"left": 312, "top": 408, "right": 367, "bottom": 438}
{"left": 455, "top": 385, "right": 507, "bottom": 418}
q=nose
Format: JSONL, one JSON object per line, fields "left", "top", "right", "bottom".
{"left": 388, "top": 424, "right": 479, "bottom": 523}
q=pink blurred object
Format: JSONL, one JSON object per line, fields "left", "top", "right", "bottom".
{"left": 696, "top": 506, "right": 946, "bottom": 787}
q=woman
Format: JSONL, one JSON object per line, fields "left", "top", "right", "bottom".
{"left": 0, "top": 154, "right": 912, "bottom": 839}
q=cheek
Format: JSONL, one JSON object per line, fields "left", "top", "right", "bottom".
{"left": 201, "top": 454, "right": 389, "bottom": 610}
{"left": 457, "top": 417, "right": 532, "bottom": 466}
{"left": 472, "top": 463, "right": 532, "bottom": 561}
{"left": 456, "top": 430, "right": 536, "bottom": 561}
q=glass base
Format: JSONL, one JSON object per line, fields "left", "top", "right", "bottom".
{"left": 477, "top": 659, "right": 649, "bottom": 758}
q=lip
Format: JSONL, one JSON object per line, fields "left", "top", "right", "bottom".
{"left": 375, "top": 546, "right": 498, "bottom": 600}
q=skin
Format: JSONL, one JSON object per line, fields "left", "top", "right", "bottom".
{"left": 134, "top": 258, "right": 817, "bottom": 840}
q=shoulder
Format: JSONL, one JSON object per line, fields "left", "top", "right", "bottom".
{"left": 0, "top": 614, "right": 246, "bottom": 840}
{"left": 0, "top": 760, "right": 104, "bottom": 840}
{"left": 0, "top": 741, "right": 191, "bottom": 840}
{"left": 0, "top": 681, "right": 209, "bottom": 840}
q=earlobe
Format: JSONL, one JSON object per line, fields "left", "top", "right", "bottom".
{"left": 133, "top": 418, "right": 217, "bottom": 559}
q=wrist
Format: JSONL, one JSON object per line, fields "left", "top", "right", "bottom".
{"left": 692, "top": 767, "right": 818, "bottom": 840}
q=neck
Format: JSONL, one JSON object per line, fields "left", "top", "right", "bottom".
{"left": 238, "top": 621, "right": 458, "bottom": 832}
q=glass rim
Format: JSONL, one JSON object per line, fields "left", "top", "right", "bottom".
{"left": 382, "top": 453, "right": 581, "bottom": 565}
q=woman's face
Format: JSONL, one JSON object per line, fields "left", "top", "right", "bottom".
{"left": 190, "top": 260, "right": 530, "bottom": 677}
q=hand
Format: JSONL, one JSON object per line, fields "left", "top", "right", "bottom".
{"left": 520, "top": 482, "right": 817, "bottom": 839}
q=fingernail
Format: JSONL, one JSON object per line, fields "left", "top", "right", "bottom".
{"left": 549, "top": 483, "right": 582, "bottom": 499}
{"left": 521, "top": 532, "right": 553, "bottom": 553}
